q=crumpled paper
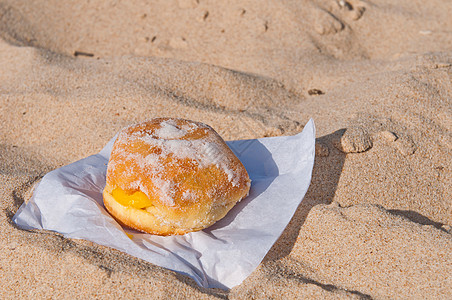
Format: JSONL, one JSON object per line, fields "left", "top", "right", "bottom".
{"left": 13, "top": 119, "right": 315, "bottom": 289}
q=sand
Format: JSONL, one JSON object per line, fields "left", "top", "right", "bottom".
{"left": 0, "top": 0, "right": 451, "bottom": 298}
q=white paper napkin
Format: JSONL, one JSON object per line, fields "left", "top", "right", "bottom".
{"left": 13, "top": 119, "right": 315, "bottom": 289}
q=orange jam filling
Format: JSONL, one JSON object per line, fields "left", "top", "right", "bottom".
{"left": 111, "top": 188, "right": 153, "bottom": 209}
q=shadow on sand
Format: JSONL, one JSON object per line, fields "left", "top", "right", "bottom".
{"left": 264, "top": 131, "right": 347, "bottom": 261}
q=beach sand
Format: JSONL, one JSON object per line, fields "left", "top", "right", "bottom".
{"left": 1, "top": 0, "right": 451, "bottom": 298}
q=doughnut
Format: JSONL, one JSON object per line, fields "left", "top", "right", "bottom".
{"left": 103, "top": 118, "right": 251, "bottom": 235}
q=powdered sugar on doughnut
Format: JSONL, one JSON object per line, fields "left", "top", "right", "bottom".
{"left": 154, "top": 119, "right": 187, "bottom": 139}
{"left": 182, "top": 190, "right": 195, "bottom": 201}
{"left": 107, "top": 118, "right": 245, "bottom": 207}
{"left": 152, "top": 177, "right": 177, "bottom": 206}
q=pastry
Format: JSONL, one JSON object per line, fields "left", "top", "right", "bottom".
{"left": 103, "top": 118, "right": 251, "bottom": 235}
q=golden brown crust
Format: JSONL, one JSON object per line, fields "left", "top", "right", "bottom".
{"left": 103, "top": 118, "right": 250, "bottom": 235}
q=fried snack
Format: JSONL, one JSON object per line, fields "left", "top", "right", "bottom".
{"left": 103, "top": 118, "right": 251, "bottom": 235}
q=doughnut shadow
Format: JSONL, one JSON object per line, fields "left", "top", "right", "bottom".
{"left": 206, "top": 139, "right": 278, "bottom": 230}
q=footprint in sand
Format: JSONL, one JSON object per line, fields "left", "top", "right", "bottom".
{"left": 313, "top": 8, "right": 345, "bottom": 35}
{"left": 393, "top": 135, "right": 417, "bottom": 156}
{"left": 376, "top": 130, "right": 398, "bottom": 142}
{"left": 337, "top": 0, "right": 366, "bottom": 21}
{"left": 374, "top": 130, "right": 417, "bottom": 156}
